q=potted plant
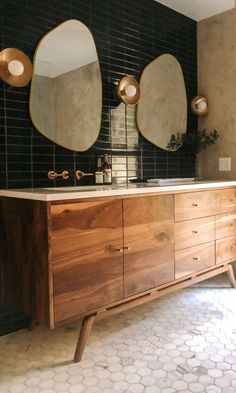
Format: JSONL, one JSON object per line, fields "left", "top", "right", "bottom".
{"left": 167, "top": 129, "right": 219, "bottom": 178}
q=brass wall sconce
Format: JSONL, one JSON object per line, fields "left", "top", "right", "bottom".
{"left": 0, "top": 48, "right": 32, "bottom": 87}
{"left": 191, "top": 95, "right": 208, "bottom": 117}
{"left": 115, "top": 75, "right": 140, "bottom": 105}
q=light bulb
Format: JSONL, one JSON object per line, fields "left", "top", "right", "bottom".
{"left": 8, "top": 60, "right": 24, "bottom": 76}
{"left": 197, "top": 100, "right": 207, "bottom": 111}
{"left": 125, "top": 84, "right": 137, "bottom": 97}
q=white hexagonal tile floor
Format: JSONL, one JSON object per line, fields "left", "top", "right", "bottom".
{"left": 0, "top": 275, "right": 236, "bottom": 393}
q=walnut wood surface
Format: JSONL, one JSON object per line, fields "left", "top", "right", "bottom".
{"left": 216, "top": 235, "right": 236, "bottom": 264}
{"left": 51, "top": 200, "right": 123, "bottom": 324}
{"left": 123, "top": 195, "right": 174, "bottom": 297}
{"left": 215, "top": 213, "right": 236, "bottom": 240}
{"left": 0, "top": 197, "right": 51, "bottom": 326}
{"left": 175, "top": 217, "right": 214, "bottom": 251}
{"left": 219, "top": 189, "right": 236, "bottom": 213}
{"left": 175, "top": 190, "right": 219, "bottom": 222}
{"left": 175, "top": 241, "right": 215, "bottom": 279}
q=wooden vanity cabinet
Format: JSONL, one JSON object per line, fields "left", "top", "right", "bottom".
{"left": 1, "top": 186, "right": 236, "bottom": 363}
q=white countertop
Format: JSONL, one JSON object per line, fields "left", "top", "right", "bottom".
{"left": 1, "top": 180, "right": 236, "bottom": 201}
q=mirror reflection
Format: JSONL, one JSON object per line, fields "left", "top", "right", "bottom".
{"left": 137, "top": 54, "right": 187, "bottom": 151}
{"left": 30, "top": 19, "right": 102, "bottom": 152}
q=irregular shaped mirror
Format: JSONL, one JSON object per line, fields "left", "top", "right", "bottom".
{"left": 30, "top": 20, "right": 102, "bottom": 152}
{"left": 137, "top": 54, "right": 187, "bottom": 151}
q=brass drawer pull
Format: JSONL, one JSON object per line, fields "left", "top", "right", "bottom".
{"left": 230, "top": 245, "right": 235, "bottom": 250}
{"left": 192, "top": 203, "right": 200, "bottom": 207}
{"left": 124, "top": 246, "right": 132, "bottom": 251}
{"left": 107, "top": 246, "right": 124, "bottom": 253}
{"left": 193, "top": 230, "right": 199, "bottom": 234}
{"left": 193, "top": 257, "right": 200, "bottom": 261}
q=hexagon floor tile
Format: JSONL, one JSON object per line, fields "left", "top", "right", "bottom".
{"left": 0, "top": 275, "right": 236, "bottom": 393}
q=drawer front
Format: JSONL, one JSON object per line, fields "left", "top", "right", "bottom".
{"left": 175, "top": 191, "right": 218, "bottom": 222}
{"left": 215, "top": 213, "right": 236, "bottom": 240}
{"left": 175, "top": 242, "right": 215, "bottom": 279}
{"left": 219, "top": 189, "right": 236, "bottom": 214}
{"left": 175, "top": 217, "right": 214, "bottom": 251}
{"left": 216, "top": 235, "right": 236, "bottom": 264}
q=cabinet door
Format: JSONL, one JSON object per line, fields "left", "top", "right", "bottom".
{"left": 51, "top": 200, "right": 123, "bottom": 324}
{"left": 123, "top": 195, "right": 174, "bottom": 297}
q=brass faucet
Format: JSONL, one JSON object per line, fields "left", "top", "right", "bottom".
{"left": 48, "top": 170, "right": 69, "bottom": 180}
{"left": 75, "top": 170, "right": 94, "bottom": 181}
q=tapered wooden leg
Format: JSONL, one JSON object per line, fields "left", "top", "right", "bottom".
{"left": 226, "top": 264, "right": 236, "bottom": 288}
{"left": 74, "top": 314, "right": 97, "bottom": 363}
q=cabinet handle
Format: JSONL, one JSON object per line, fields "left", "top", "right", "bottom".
{"left": 192, "top": 203, "right": 200, "bottom": 207}
{"left": 193, "top": 257, "right": 200, "bottom": 261}
{"left": 124, "top": 246, "right": 132, "bottom": 251}
{"left": 193, "top": 230, "right": 199, "bottom": 234}
{"left": 230, "top": 245, "right": 235, "bottom": 250}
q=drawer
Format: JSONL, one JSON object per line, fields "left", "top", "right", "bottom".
{"left": 215, "top": 213, "right": 236, "bottom": 240}
{"left": 175, "top": 191, "right": 218, "bottom": 222}
{"left": 175, "top": 217, "right": 214, "bottom": 251}
{"left": 175, "top": 242, "right": 215, "bottom": 279}
{"left": 216, "top": 235, "right": 236, "bottom": 264}
{"left": 219, "top": 189, "right": 236, "bottom": 214}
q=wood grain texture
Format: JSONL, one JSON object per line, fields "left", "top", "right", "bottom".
{"left": 51, "top": 200, "right": 123, "bottom": 324}
{"left": 215, "top": 213, "right": 236, "bottom": 240}
{"left": 175, "top": 241, "right": 215, "bottom": 279}
{"left": 216, "top": 235, "right": 236, "bottom": 264}
{"left": 123, "top": 195, "right": 174, "bottom": 297}
{"left": 219, "top": 189, "right": 236, "bottom": 213}
{"left": 175, "top": 216, "right": 214, "bottom": 251}
{"left": 175, "top": 190, "right": 219, "bottom": 222}
{"left": 0, "top": 197, "right": 51, "bottom": 326}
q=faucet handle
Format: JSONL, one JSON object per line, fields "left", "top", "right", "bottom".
{"left": 48, "top": 170, "right": 69, "bottom": 180}
{"left": 76, "top": 170, "right": 94, "bottom": 181}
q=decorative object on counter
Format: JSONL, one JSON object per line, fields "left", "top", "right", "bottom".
{"left": 75, "top": 170, "right": 94, "bottom": 181}
{"left": 137, "top": 54, "right": 187, "bottom": 151}
{"left": 0, "top": 48, "right": 32, "bottom": 87}
{"left": 191, "top": 95, "right": 208, "bottom": 117}
{"left": 48, "top": 170, "right": 69, "bottom": 180}
{"left": 30, "top": 19, "right": 102, "bottom": 152}
{"left": 167, "top": 129, "right": 219, "bottom": 177}
{"left": 95, "top": 157, "right": 103, "bottom": 185}
{"left": 103, "top": 154, "right": 112, "bottom": 184}
{"left": 115, "top": 75, "right": 140, "bottom": 105}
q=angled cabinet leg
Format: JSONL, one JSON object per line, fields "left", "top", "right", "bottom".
{"left": 74, "top": 314, "right": 97, "bottom": 363}
{"left": 227, "top": 264, "right": 236, "bottom": 288}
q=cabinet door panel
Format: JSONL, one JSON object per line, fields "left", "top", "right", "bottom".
{"left": 51, "top": 200, "right": 123, "bottom": 324}
{"left": 216, "top": 235, "right": 236, "bottom": 264}
{"left": 123, "top": 195, "right": 174, "bottom": 297}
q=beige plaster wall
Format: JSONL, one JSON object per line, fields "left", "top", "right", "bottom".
{"left": 198, "top": 9, "right": 236, "bottom": 179}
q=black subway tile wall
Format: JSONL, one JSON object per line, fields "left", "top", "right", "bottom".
{"left": 0, "top": 0, "right": 197, "bottom": 189}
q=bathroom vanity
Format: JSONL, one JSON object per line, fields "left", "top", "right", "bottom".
{"left": 0, "top": 181, "right": 236, "bottom": 362}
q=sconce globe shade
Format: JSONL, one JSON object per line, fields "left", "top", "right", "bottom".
{"left": 125, "top": 84, "right": 137, "bottom": 97}
{"left": 8, "top": 60, "right": 24, "bottom": 76}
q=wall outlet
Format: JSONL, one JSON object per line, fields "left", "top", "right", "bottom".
{"left": 219, "top": 157, "right": 231, "bottom": 171}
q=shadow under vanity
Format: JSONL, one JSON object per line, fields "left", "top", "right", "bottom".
{"left": 0, "top": 182, "right": 236, "bottom": 361}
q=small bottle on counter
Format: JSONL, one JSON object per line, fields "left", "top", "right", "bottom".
{"left": 95, "top": 157, "right": 103, "bottom": 184}
{"left": 103, "top": 154, "right": 112, "bottom": 185}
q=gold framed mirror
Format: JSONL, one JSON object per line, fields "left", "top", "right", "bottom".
{"left": 30, "top": 19, "right": 102, "bottom": 152}
{"left": 137, "top": 54, "right": 187, "bottom": 151}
